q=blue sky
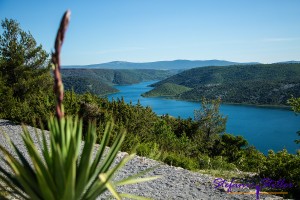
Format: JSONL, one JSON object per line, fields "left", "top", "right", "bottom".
{"left": 0, "top": 0, "right": 300, "bottom": 65}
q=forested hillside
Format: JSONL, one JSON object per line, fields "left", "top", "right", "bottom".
{"left": 61, "top": 69, "right": 174, "bottom": 95}
{"left": 142, "top": 83, "right": 192, "bottom": 97}
{"left": 146, "top": 63, "right": 300, "bottom": 105}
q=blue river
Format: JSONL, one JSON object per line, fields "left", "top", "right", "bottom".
{"left": 108, "top": 81, "right": 300, "bottom": 154}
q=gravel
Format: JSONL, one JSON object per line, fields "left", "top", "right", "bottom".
{"left": 0, "top": 119, "right": 284, "bottom": 200}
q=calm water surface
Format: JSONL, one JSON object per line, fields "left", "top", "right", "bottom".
{"left": 108, "top": 81, "right": 300, "bottom": 154}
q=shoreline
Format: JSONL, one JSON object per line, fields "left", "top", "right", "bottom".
{"left": 142, "top": 94, "right": 292, "bottom": 110}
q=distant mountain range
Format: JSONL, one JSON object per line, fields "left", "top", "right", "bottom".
{"left": 63, "top": 60, "right": 261, "bottom": 70}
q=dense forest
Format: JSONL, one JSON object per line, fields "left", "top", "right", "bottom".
{"left": 62, "top": 68, "right": 174, "bottom": 95}
{"left": 1, "top": 19, "right": 300, "bottom": 198}
{"left": 142, "top": 82, "right": 192, "bottom": 97}
{"left": 146, "top": 64, "right": 300, "bottom": 106}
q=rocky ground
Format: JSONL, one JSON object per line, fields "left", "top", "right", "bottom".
{"left": 0, "top": 119, "right": 285, "bottom": 200}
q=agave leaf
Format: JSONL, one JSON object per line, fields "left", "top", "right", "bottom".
{"left": 119, "top": 193, "right": 153, "bottom": 200}
{"left": 62, "top": 119, "right": 79, "bottom": 199}
{"left": 72, "top": 117, "right": 82, "bottom": 161}
{"left": 59, "top": 117, "right": 66, "bottom": 152}
{"left": 62, "top": 156, "right": 76, "bottom": 200}
{"left": 89, "top": 121, "right": 113, "bottom": 174}
{"left": 1, "top": 129, "right": 36, "bottom": 182}
{"left": 88, "top": 153, "right": 134, "bottom": 200}
{"left": 6, "top": 141, "right": 40, "bottom": 190}
{"left": 21, "top": 128, "right": 56, "bottom": 199}
{"left": 32, "top": 125, "right": 43, "bottom": 154}
{"left": 40, "top": 127, "right": 52, "bottom": 174}
{"left": 32, "top": 168, "right": 55, "bottom": 200}
{"left": 52, "top": 143, "right": 66, "bottom": 197}
{"left": 0, "top": 144, "right": 39, "bottom": 191}
{"left": 98, "top": 131, "right": 125, "bottom": 173}
{"left": 79, "top": 122, "right": 112, "bottom": 199}
{"left": 0, "top": 158, "right": 23, "bottom": 190}
{"left": 99, "top": 174, "right": 121, "bottom": 200}
{"left": 83, "top": 132, "right": 125, "bottom": 197}
{"left": 85, "top": 153, "right": 135, "bottom": 199}
{"left": 116, "top": 165, "right": 161, "bottom": 186}
{"left": 64, "top": 125, "right": 77, "bottom": 173}
{"left": 3, "top": 154, "right": 41, "bottom": 199}
{"left": 0, "top": 173, "right": 28, "bottom": 200}
{"left": 117, "top": 176, "right": 160, "bottom": 186}
{"left": 104, "top": 153, "right": 135, "bottom": 181}
{"left": 0, "top": 183, "right": 9, "bottom": 199}
{"left": 83, "top": 173, "right": 107, "bottom": 200}
{"left": 75, "top": 122, "right": 96, "bottom": 198}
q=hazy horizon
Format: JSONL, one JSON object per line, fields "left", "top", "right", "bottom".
{"left": 62, "top": 59, "right": 299, "bottom": 67}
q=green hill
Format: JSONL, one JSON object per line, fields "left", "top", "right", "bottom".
{"left": 142, "top": 83, "right": 192, "bottom": 97}
{"left": 148, "top": 63, "right": 300, "bottom": 105}
{"left": 63, "top": 76, "right": 118, "bottom": 95}
{"left": 61, "top": 69, "right": 174, "bottom": 95}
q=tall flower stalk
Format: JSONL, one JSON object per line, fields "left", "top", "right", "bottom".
{"left": 52, "top": 10, "right": 70, "bottom": 120}
{"left": 0, "top": 10, "right": 159, "bottom": 200}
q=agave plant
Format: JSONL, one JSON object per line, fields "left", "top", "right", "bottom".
{"left": 0, "top": 10, "right": 159, "bottom": 199}
{"left": 0, "top": 117, "right": 158, "bottom": 200}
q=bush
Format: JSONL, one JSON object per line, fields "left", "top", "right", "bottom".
{"left": 136, "top": 142, "right": 162, "bottom": 160}
{"left": 236, "top": 146, "right": 266, "bottom": 172}
{"left": 163, "top": 152, "right": 199, "bottom": 170}
{"left": 259, "top": 149, "right": 300, "bottom": 199}
{"left": 0, "top": 18, "right": 54, "bottom": 126}
{"left": 198, "top": 154, "right": 236, "bottom": 171}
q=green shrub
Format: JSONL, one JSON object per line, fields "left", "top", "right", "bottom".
{"left": 259, "top": 149, "right": 300, "bottom": 198}
{"left": 236, "top": 146, "right": 266, "bottom": 172}
{"left": 198, "top": 155, "right": 236, "bottom": 171}
{"left": 210, "top": 156, "right": 237, "bottom": 170}
{"left": 163, "top": 152, "right": 199, "bottom": 170}
{"left": 136, "top": 142, "right": 162, "bottom": 160}
{"left": 198, "top": 154, "right": 212, "bottom": 169}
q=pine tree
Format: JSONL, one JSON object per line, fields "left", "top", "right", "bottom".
{"left": 288, "top": 97, "right": 300, "bottom": 144}
{"left": 194, "top": 98, "right": 227, "bottom": 151}
{"left": 0, "top": 19, "right": 54, "bottom": 124}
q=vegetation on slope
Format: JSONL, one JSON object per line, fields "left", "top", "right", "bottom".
{"left": 0, "top": 18, "right": 54, "bottom": 126}
{"left": 61, "top": 68, "right": 174, "bottom": 95}
{"left": 142, "top": 83, "right": 192, "bottom": 97}
{"left": 148, "top": 64, "right": 300, "bottom": 105}
{"left": 63, "top": 76, "right": 118, "bottom": 95}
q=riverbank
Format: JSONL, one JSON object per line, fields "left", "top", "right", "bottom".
{"left": 141, "top": 94, "right": 292, "bottom": 110}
